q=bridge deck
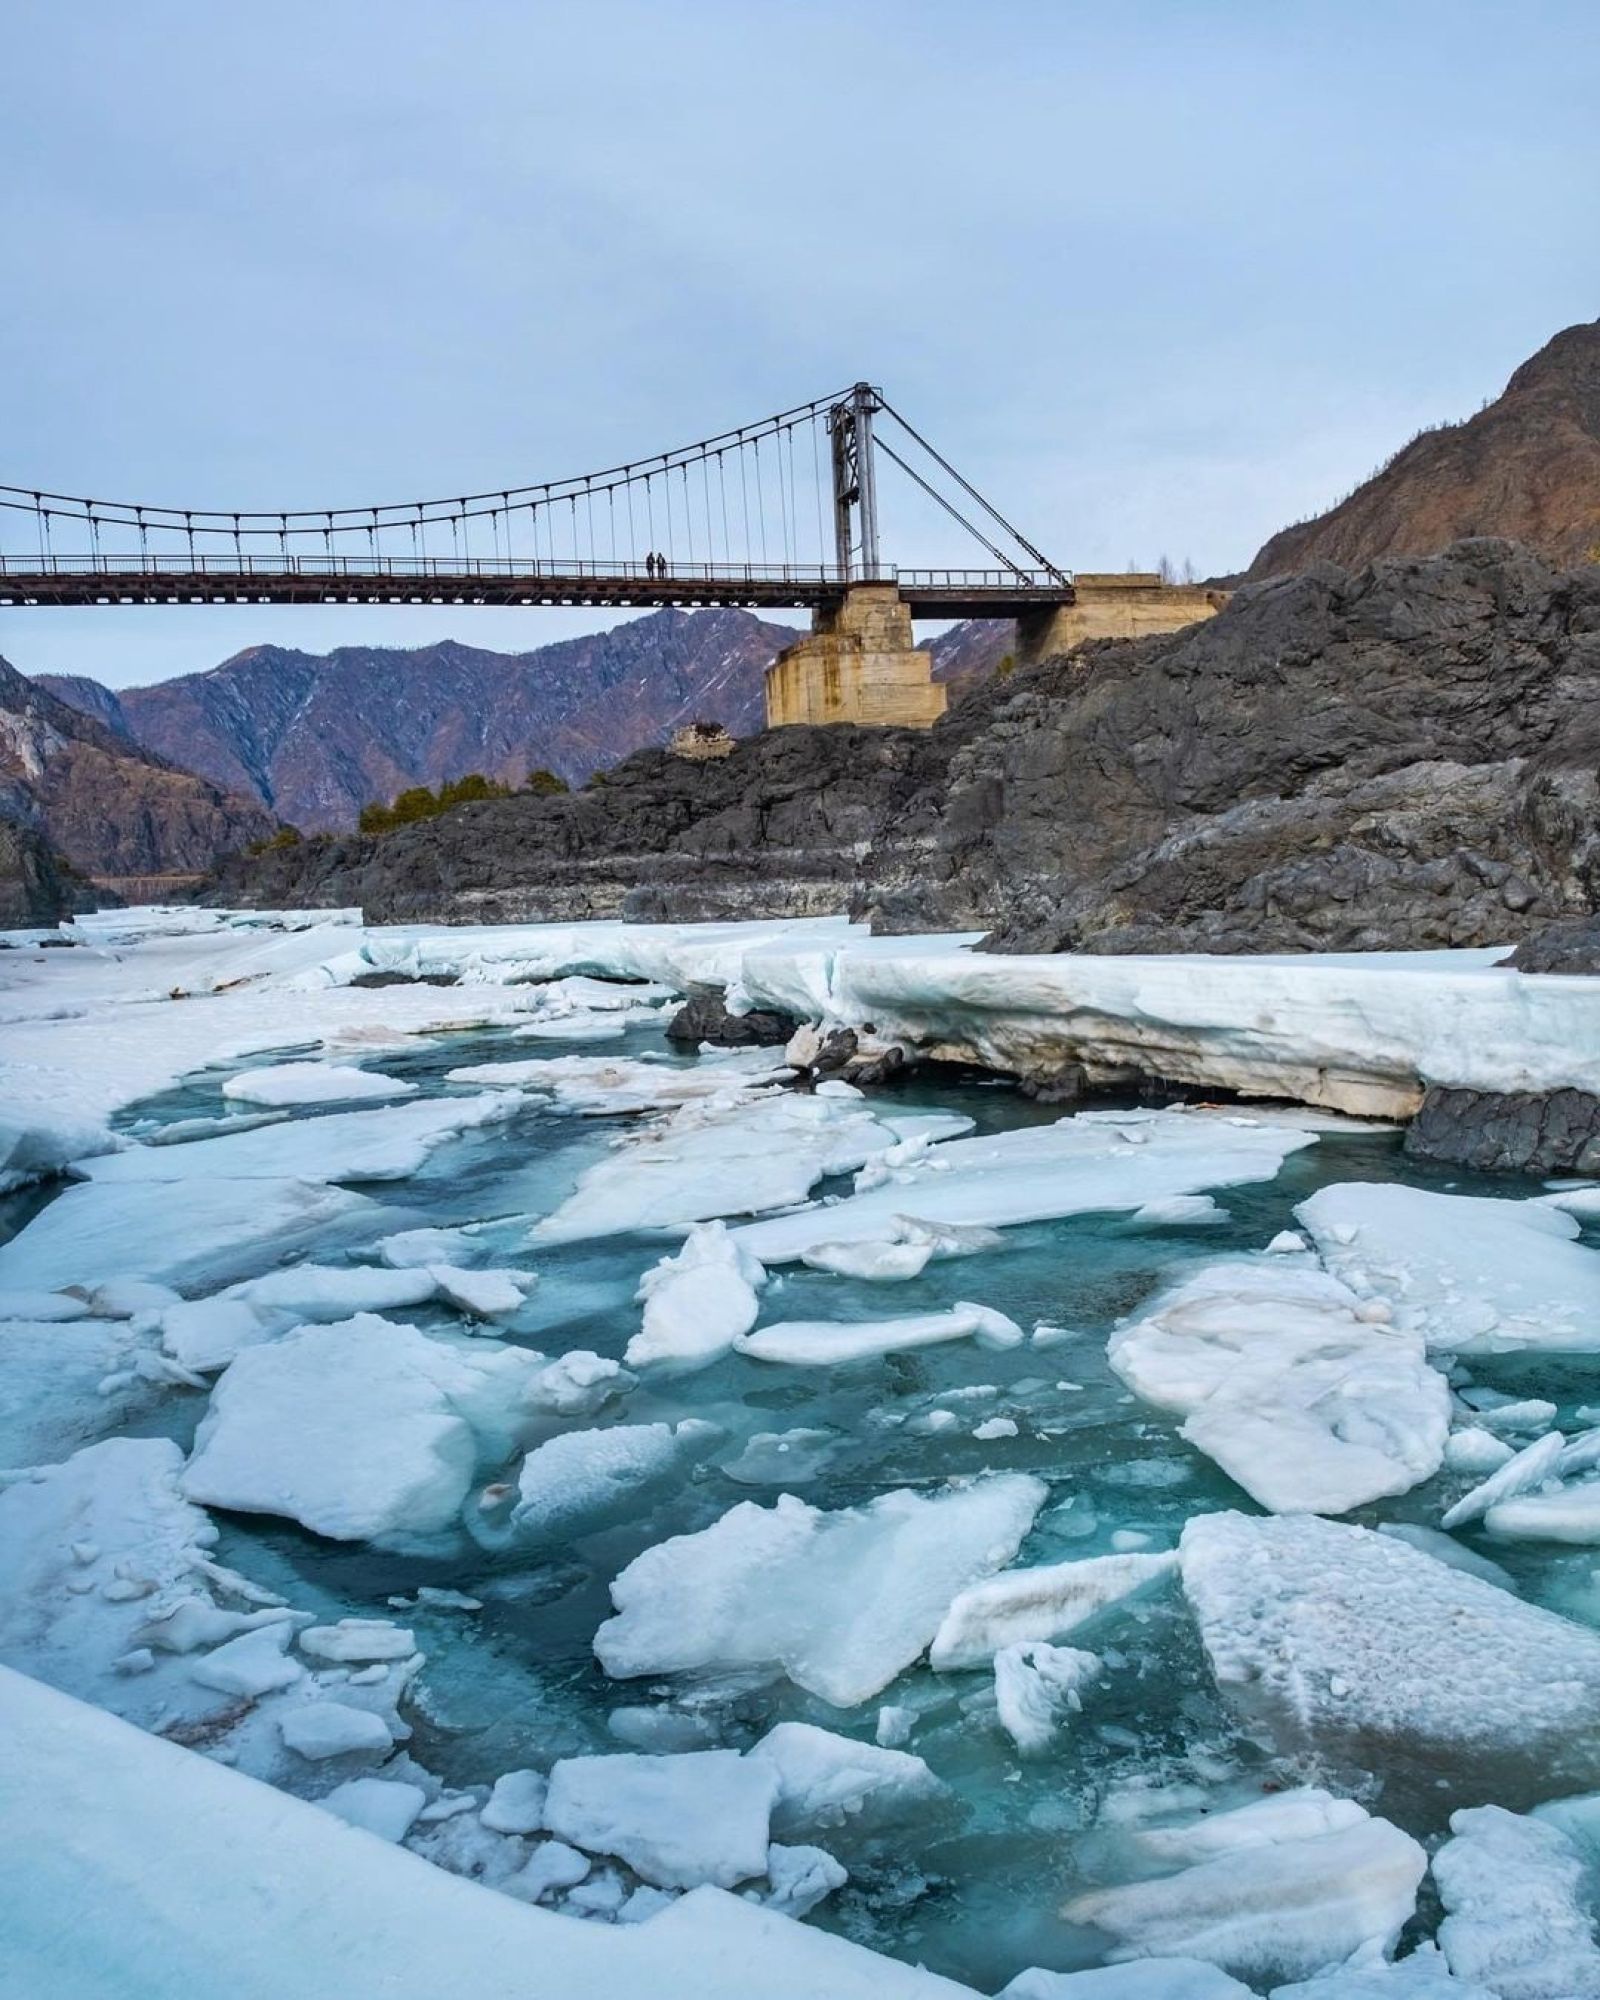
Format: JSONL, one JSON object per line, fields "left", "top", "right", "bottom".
{"left": 0, "top": 558, "right": 1074, "bottom": 621}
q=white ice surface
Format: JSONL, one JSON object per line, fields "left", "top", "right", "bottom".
{"left": 1062, "top": 1788, "right": 1426, "bottom": 1985}
{"left": 542, "top": 1749, "right": 779, "bottom": 1889}
{"left": 1179, "top": 1510, "right": 1600, "bottom": 1792}
{"left": 1296, "top": 1184, "right": 1600, "bottom": 1355}
{"left": 737, "top": 1301, "right": 1024, "bottom": 1367}
{"left": 930, "top": 1551, "right": 1177, "bottom": 1670}
{"left": 1108, "top": 1260, "right": 1449, "bottom": 1514}
{"left": 0, "top": 1667, "right": 982, "bottom": 1999}
{"left": 181, "top": 1314, "right": 575, "bottom": 1542}
{"left": 1432, "top": 1803, "right": 1600, "bottom": 2000}
{"left": 993, "top": 1642, "right": 1101, "bottom": 1753}
{"left": 1268, "top": 1948, "right": 1498, "bottom": 1997}
{"left": 626, "top": 1221, "right": 766, "bottom": 1370}
{"left": 1001, "top": 1965, "right": 1251, "bottom": 1999}
{"left": 734, "top": 1111, "right": 1318, "bottom": 1265}
{"left": 748, "top": 1721, "right": 942, "bottom": 1834}
{"left": 509, "top": 1421, "right": 708, "bottom": 1540}
{"left": 221, "top": 1061, "right": 417, "bottom": 1105}
{"left": 596, "top": 1475, "right": 1048, "bottom": 1706}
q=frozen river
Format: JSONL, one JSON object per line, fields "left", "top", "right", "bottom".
{"left": 3, "top": 910, "right": 1599, "bottom": 1998}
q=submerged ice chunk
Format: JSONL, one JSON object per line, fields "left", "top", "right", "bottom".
{"left": 1108, "top": 1261, "right": 1449, "bottom": 1514}
{"left": 993, "top": 1642, "right": 1100, "bottom": 1753}
{"left": 181, "top": 1314, "right": 563, "bottom": 1542}
{"left": 542, "top": 1749, "right": 778, "bottom": 1889}
{"left": 1432, "top": 1803, "right": 1600, "bottom": 2000}
{"left": 930, "top": 1551, "right": 1177, "bottom": 1671}
{"left": 625, "top": 1221, "right": 766, "bottom": 1371}
{"left": 1296, "top": 1184, "right": 1600, "bottom": 1355}
{"left": 508, "top": 1421, "right": 711, "bottom": 1541}
{"left": 595, "top": 1475, "right": 1048, "bottom": 1707}
{"left": 1179, "top": 1510, "right": 1600, "bottom": 1794}
{"left": 760, "top": 1842, "right": 848, "bottom": 1919}
{"left": 737, "top": 1301, "right": 1024, "bottom": 1368}
{"left": 1062, "top": 1788, "right": 1425, "bottom": 1985}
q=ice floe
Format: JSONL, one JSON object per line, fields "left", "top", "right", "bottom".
{"left": 736, "top": 1300, "right": 1024, "bottom": 1367}
{"left": 993, "top": 1641, "right": 1101, "bottom": 1752}
{"left": 734, "top": 1110, "right": 1318, "bottom": 1265}
{"left": 502, "top": 1420, "right": 716, "bottom": 1541}
{"left": 1062, "top": 1789, "right": 1426, "bottom": 1986}
{"left": 1108, "top": 1260, "right": 1450, "bottom": 1514}
{"left": 930, "top": 1551, "right": 1177, "bottom": 1670}
{"left": 1297, "top": 1184, "right": 1600, "bottom": 1355}
{"left": 595, "top": 1476, "right": 1047, "bottom": 1706}
{"left": 542, "top": 1749, "right": 779, "bottom": 1889}
{"left": 221, "top": 1061, "right": 418, "bottom": 1106}
{"left": 626, "top": 1221, "right": 767, "bottom": 1370}
{"left": 748, "top": 1720, "right": 942, "bottom": 1833}
{"left": 181, "top": 1314, "right": 621, "bottom": 1542}
{"left": 1179, "top": 1510, "right": 1600, "bottom": 1793}
{"left": 1432, "top": 1803, "right": 1600, "bottom": 2000}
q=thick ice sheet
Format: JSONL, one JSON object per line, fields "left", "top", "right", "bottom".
{"left": 532, "top": 1086, "right": 908, "bottom": 1244}
{"left": 595, "top": 1476, "right": 1048, "bottom": 1706}
{"left": 181, "top": 1314, "right": 588, "bottom": 1542}
{"left": 0, "top": 1665, "right": 981, "bottom": 2000}
{"left": 734, "top": 1111, "right": 1318, "bottom": 1264}
{"left": 1296, "top": 1184, "right": 1600, "bottom": 1355}
{"left": 1063, "top": 1791, "right": 1424, "bottom": 1987}
{"left": 1432, "top": 1804, "right": 1600, "bottom": 2000}
{"left": 1108, "top": 1260, "right": 1450, "bottom": 1514}
{"left": 1179, "top": 1511, "right": 1600, "bottom": 1794}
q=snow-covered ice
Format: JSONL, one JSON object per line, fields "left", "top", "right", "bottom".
{"left": 596, "top": 1476, "right": 1048, "bottom": 1706}
{"left": 1108, "top": 1260, "right": 1450, "bottom": 1514}
{"left": 1179, "top": 1511, "right": 1600, "bottom": 1793}
{"left": 222, "top": 1061, "right": 418, "bottom": 1106}
{"left": 1297, "top": 1184, "right": 1600, "bottom": 1355}
{"left": 506, "top": 1420, "right": 713, "bottom": 1540}
{"left": 1432, "top": 1803, "right": 1600, "bottom": 2000}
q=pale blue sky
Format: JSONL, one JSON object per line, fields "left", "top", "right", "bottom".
{"left": 3, "top": 0, "right": 1596, "bottom": 688}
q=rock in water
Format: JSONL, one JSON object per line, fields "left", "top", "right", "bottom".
{"left": 1178, "top": 1511, "right": 1600, "bottom": 1798}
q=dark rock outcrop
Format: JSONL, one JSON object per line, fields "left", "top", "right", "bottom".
{"left": 664, "top": 990, "right": 799, "bottom": 1048}
{"left": 1404, "top": 1085, "right": 1600, "bottom": 1176}
{"left": 1509, "top": 915, "right": 1600, "bottom": 974}
{"left": 209, "top": 540, "right": 1600, "bottom": 959}
{"left": 0, "top": 656, "right": 275, "bottom": 896}
{"left": 1248, "top": 320, "right": 1600, "bottom": 580}
{"left": 0, "top": 818, "right": 91, "bottom": 927}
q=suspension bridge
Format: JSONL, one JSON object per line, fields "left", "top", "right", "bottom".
{"left": 0, "top": 385, "right": 1220, "bottom": 727}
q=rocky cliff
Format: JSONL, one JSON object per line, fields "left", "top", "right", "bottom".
{"left": 0, "top": 656, "right": 276, "bottom": 915}
{"left": 210, "top": 539, "right": 1600, "bottom": 957}
{"left": 1248, "top": 320, "right": 1600, "bottom": 579}
{"left": 42, "top": 607, "right": 801, "bottom": 834}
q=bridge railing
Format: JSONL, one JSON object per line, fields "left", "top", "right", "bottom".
{"left": 0, "top": 551, "right": 1072, "bottom": 590}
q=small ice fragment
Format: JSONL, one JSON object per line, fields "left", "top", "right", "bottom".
{"left": 973, "top": 1417, "right": 1019, "bottom": 1441}
{"left": 279, "top": 1703, "right": 395, "bottom": 1760}
{"left": 299, "top": 1619, "right": 416, "bottom": 1664}
{"left": 189, "top": 1622, "right": 302, "bottom": 1696}
{"left": 320, "top": 1777, "right": 426, "bottom": 1842}
{"left": 480, "top": 1768, "right": 549, "bottom": 1836}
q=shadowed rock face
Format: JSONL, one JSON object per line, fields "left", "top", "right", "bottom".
{"left": 1247, "top": 319, "right": 1600, "bottom": 579}
{"left": 210, "top": 540, "right": 1600, "bottom": 960}
{"left": 0, "top": 657, "right": 275, "bottom": 915}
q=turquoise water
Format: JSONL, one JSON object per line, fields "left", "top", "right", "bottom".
{"left": 23, "top": 1018, "right": 1600, "bottom": 1990}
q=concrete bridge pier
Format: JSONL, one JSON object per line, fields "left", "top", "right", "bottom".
{"left": 764, "top": 584, "right": 947, "bottom": 729}
{"left": 1015, "top": 574, "right": 1228, "bottom": 670}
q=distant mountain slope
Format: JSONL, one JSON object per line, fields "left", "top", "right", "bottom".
{"left": 1248, "top": 320, "right": 1600, "bottom": 580}
{"left": 0, "top": 655, "right": 276, "bottom": 905}
{"left": 42, "top": 607, "right": 801, "bottom": 833}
